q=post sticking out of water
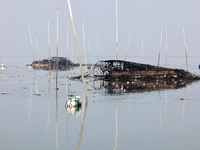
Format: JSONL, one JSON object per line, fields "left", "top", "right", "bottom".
{"left": 82, "top": 22, "right": 87, "bottom": 67}
{"left": 28, "top": 25, "right": 35, "bottom": 62}
{"left": 116, "top": 0, "right": 119, "bottom": 60}
{"left": 141, "top": 38, "right": 144, "bottom": 58}
{"left": 157, "top": 24, "right": 163, "bottom": 66}
{"left": 56, "top": 8, "right": 59, "bottom": 70}
{"left": 67, "top": 0, "right": 87, "bottom": 98}
{"left": 56, "top": 8, "right": 59, "bottom": 91}
{"left": 124, "top": 33, "right": 132, "bottom": 61}
{"left": 182, "top": 28, "right": 188, "bottom": 71}
{"left": 48, "top": 20, "right": 51, "bottom": 70}
{"left": 165, "top": 29, "right": 168, "bottom": 66}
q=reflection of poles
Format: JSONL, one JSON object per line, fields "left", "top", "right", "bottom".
{"left": 55, "top": 88, "right": 59, "bottom": 150}
{"left": 181, "top": 88, "right": 187, "bottom": 132}
{"left": 47, "top": 70, "right": 51, "bottom": 130}
{"left": 28, "top": 87, "right": 32, "bottom": 123}
{"left": 76, "top": 97, "right": 88, "bottom": 150}
{"left": 114, "top": 101, "right": 118, "bottom": 150}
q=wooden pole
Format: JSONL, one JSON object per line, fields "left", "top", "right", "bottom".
{"left": 182, "top": 28, "right": 188, "bottom": 71}
{"left": 157, "top": 24, "right": 163, "bottom": 66}
{"left": 116, "top": 0, "right": 118, "bottom": 60}
{"left": 124, "top": 33, "right": 132, "bottom": 61}
{"left": 82, "top": 22, "right": 87, "bottom": 67}
{"left": 67, "top": 0, "right": 87, "bottom": 98}
{"left": 28, "top": 25, "right": 35, "bottom": 62}
{"left": 48, "top": 20, "right": 51, "bottom": 70}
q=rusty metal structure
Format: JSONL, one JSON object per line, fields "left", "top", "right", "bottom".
{"left": 93, "top": 60, "right": 200, "bottom": 82}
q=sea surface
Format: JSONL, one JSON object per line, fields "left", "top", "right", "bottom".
{"left": 1, "top": 57, "right": 200, "bottom": 150}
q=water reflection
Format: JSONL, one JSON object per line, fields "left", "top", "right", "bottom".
{"left": 92, "top": 80, "right": 192, "bottom": 94}
{"left": 76, "top": 97, "right": 88, "bottom": 150}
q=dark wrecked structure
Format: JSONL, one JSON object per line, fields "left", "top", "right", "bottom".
{"left": 93, "top": 60, "right": 200, "bottom": 81}
{"left": 30, "top": 57, "right": 79, "bottom": 70}
{"left": 88, "top": 60, "right": 200, "bottom": 93}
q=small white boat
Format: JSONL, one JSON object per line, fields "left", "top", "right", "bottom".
{"left": 65, "top": 96, "right": 82, "bottom": 108}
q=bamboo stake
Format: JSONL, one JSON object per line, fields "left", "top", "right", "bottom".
{"left": 48, "top": 20, "right": 51, "bottom": 70}
{"left": 67, "top": 0, "right": 87, "bottom": 98}
{"left": 88, "top": 41, "right": 91, "bottom": 65}
{"left": 28, "top": 25, "right": 35, "bottom": 62}
{"left": 116, "top": 0, "right": 119, "bottom": 60}
{"left": 56, "top": 8, "right": 59, "bottom": 90}
{"left": 165, "top": 29, "right": 168, "bottom": 66}
{"left": 157, "top": 24, "right": 163, "bottom": 66}
{"left": 141, "top": 38, "right": 144, "bottom": 57}
{"left": 124, "top": 33, "right": 132, "bottom": 61}
{"left": 82, "top": 22, "right": 87, "bottom": 67}
{"left": 182, "top": 28, "right": 188, "bottom": 71}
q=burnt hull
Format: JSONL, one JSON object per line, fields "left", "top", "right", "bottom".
{"left": 93, "top": 60, "right": 200, "bottom": 82}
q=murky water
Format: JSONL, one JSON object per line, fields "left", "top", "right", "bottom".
{"left": 1, "top": 58, "right": 200, "bottom": 150}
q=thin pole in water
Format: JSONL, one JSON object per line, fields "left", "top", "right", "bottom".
{"left": 56, "top": 8, "right": 59, "bottom": 90}
{"left": 165, "top": 29, "right": 168, "bottom": 66}
{"left": 28, "top": 25, "right": 35, "bottom": 62}
{"left": 47, "top": 20, "right": 51, "bottom": 70}
{"left": 182, "top": 28, "right": 188, "bottom": 71}
{"left": 157, "top": 24, "right": 163, "bottom": 66}
{"left": 67, "top": 0, "right": 87, "bottom": 98}
{"left": 124, "top": 33, "right": 132, "bottom": 61}
{"left": 82, "top": 22, "right": 87, "bottom": 67}
{"left": 116, "top": 0, "right": 118, "bottom": 60}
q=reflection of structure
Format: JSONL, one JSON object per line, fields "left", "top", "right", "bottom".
{"left": 93, "top": 60, "right": 200, "bottom": 81}
{"left": 93, "top": 80, "right": 192, "bottom": 94}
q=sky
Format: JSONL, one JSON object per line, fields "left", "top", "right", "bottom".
{"left": 0, "top": 0, "right": 200, "bottom": 65}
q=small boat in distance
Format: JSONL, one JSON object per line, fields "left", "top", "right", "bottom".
{"left": 65, "top": 96, "right": 82, "bottom": 108}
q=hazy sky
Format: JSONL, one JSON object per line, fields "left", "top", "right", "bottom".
{"left": 1, "top": 0, "right": 200, "bottom": 65}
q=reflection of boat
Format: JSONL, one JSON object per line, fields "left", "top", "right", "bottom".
{"left": 93, "top": 60, "right": 200, "bottom": 81}
{"left": 103, "top": 80, "right": 190, "bottom": 94}
{"left": 65, "top": 96, "right": 82, "bottom": 108}
{"left": 66, "top": 105, "right": 82, "bottom": 117}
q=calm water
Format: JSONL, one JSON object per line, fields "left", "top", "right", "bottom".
{"left": 1, "top": 57, "right": 200, "bottom": 150}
